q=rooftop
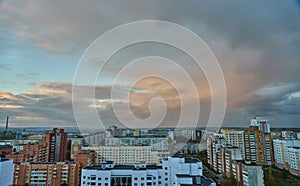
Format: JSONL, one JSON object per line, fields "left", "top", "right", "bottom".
{"left": 84, "top": 164, "right": 162, "bottom": 170}
{"left": 0, "top": 158, "right": 12, "bottom": 162}
{"left": 0, "top": 145, "right": 12, "bottom": 150}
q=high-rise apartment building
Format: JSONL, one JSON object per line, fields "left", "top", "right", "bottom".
{"left": 0, "top": 158, "right": 14, "bottom": 186}
{"left": 6, "top": 128, "right": 68, "bottom": 164}
{"left": 45, "top": 128, "right": 68, "bottom": 162}
{"left": 6, "top": 141, "right": 48, "bottom": 163}
{"left": 243, "top": 117, "right": 274, "bottom": 165}
{"left": 13, "top": 162, "right": 79, "bottom": 186}
{"left": 207, "top": 133, "right": 226, "bottom": 173}
{"left": 207, "top": 131, "right": 265, "bottom": 186}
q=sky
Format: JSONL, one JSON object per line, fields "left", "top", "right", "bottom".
{"left": 1, "top": 0, "right": 300, "bottom": 128}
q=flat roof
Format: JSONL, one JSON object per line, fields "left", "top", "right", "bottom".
{"left": 0, "top": 158, "right": 12, "bottom": 162}
{"left": 84, "top": 164, "right": 162, "bottom": 170}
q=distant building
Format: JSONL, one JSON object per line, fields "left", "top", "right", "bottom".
{"left": 221, "top": 129, "right": 244, "bottom": 151}
{"left": 6, "top": 141, "right": 48, "bottom": 163}
{"left": 70, "top": 138, "right": 84, "bottom": 160}
{"left": 45, "top": 128, "right": 68, "bottom": 162}
{"left": 83, "top": 132, "right": 105, "bottom": 146}
{"left": 243, "top": 117, "right": 274, "bottom": 165}
{"left": 0, "top": 158, "right": 13, "bottom": 186}
{"left": 6, "top": 128, "right": 68, "bottom": 163}
{"left": 191, "top": 129, "right": 203, "bottom": 141}
{"left": 297, "top": 132, "right": 300, "bottom": 140}
{"left": 75, "top": 149, "right": 97, "bottom": 168}
{"left": 105, "top": 136, "right": 169, "bottom": 151}
{"left": 281, "top": 130, "right": 296, "bottom": 139}
{"left": 0, "top": 145, "right": 12, "bottom": 157}
{"left": 85, "top": 145, "right": 167, "bottom": 165}
{"left": 81, "top": 156, "right": 215, "bottom": 186}
{"left": 13, "top": 161, "right": 79, "bottom": 186}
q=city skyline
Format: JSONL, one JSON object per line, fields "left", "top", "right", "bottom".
{"left": 1, "top": 1, "right": 300, "bottom": 128}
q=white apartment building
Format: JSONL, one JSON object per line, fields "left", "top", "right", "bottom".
{"left": 85, "top": 145, "right": 168, "bottom": 165}
{"left": 206, "top": 133, "right": 226, "bottom": 173}
{"left": 105, "top": 137, "right": 168, "bottom": 151}
{"left": 0, "top": 158, "right": 14, "bottom": 186}
{"left": 224, "top": 147, "right": 243, "bottom": 177}
{"left": 242, "top": 165, "right": 264, "bottom": 186}
{"left": 207, "top": 130, "right": 265, "bottom": 186}
{"left": 286, "top": 146, "right": 300, "bottom": 176}
{"left": 273, "top": 138, "right": 300, "bottom": 174}
{"left": 81, "top": 156, "right": 215, "bottom": 186}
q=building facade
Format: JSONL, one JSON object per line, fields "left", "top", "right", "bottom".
{"left": 286, "top": 147, "right": 300, "bottom": 176}
{"left": 6, "top": 128, "right": 68, "bottom": 164}
{"left": 13, "top": 162, "right": 79, "bottom": 186}
{"left": 45, "top": 128, "right": 68, "bottom": 162}
{"left": 0, "top": 158, "right": 14, "bottom": 186}
{"left": 243, "top": 117, "right": 274, "bottom": 165}
{"left": 242, "top": 165, "right": 264, "bottom": 186}
{"left": 273, "top": 138, "right": 300, "bottom": 170}
{"left": 81, "top": 156, "right": 215, "bottom": 186}
{"left": 70, "top": 138, "right": 84, "bottom": 160}
{"left": 207, "top": 129, "right": 265, "bottom": 186}
{"left": 221, "top": 129, "right": 244, "bottom": 150}
{"left": 206, "top": 133, "right": 226, "bottom": 173}
{"left": 85, "top": 145, "right": 164, "bottom": 165}
{"left": 105, "top": 137, "right": 169, "bottom": 151}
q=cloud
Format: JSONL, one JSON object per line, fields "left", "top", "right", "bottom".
{"left": 235, "top": 83, "right": 300, "bottom": 116}
{"left": 1, "top": 1, "right": 300, "bottom": 127}
{"left": 0, "top": 63, "right": 12, "bottom": 70}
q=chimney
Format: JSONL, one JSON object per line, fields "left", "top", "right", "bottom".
{"left": 5, "top": 116, "right": 9, "bottom": 133}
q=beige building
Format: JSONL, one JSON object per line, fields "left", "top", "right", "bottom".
{"left": 84, "top": 145, "right": 167, "bottom": 165}
{"left": 221, "top": 129, "right": 244, "bottom": 149}
{"left": 70, "top": 138, "right": 84, "bottom": 160}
